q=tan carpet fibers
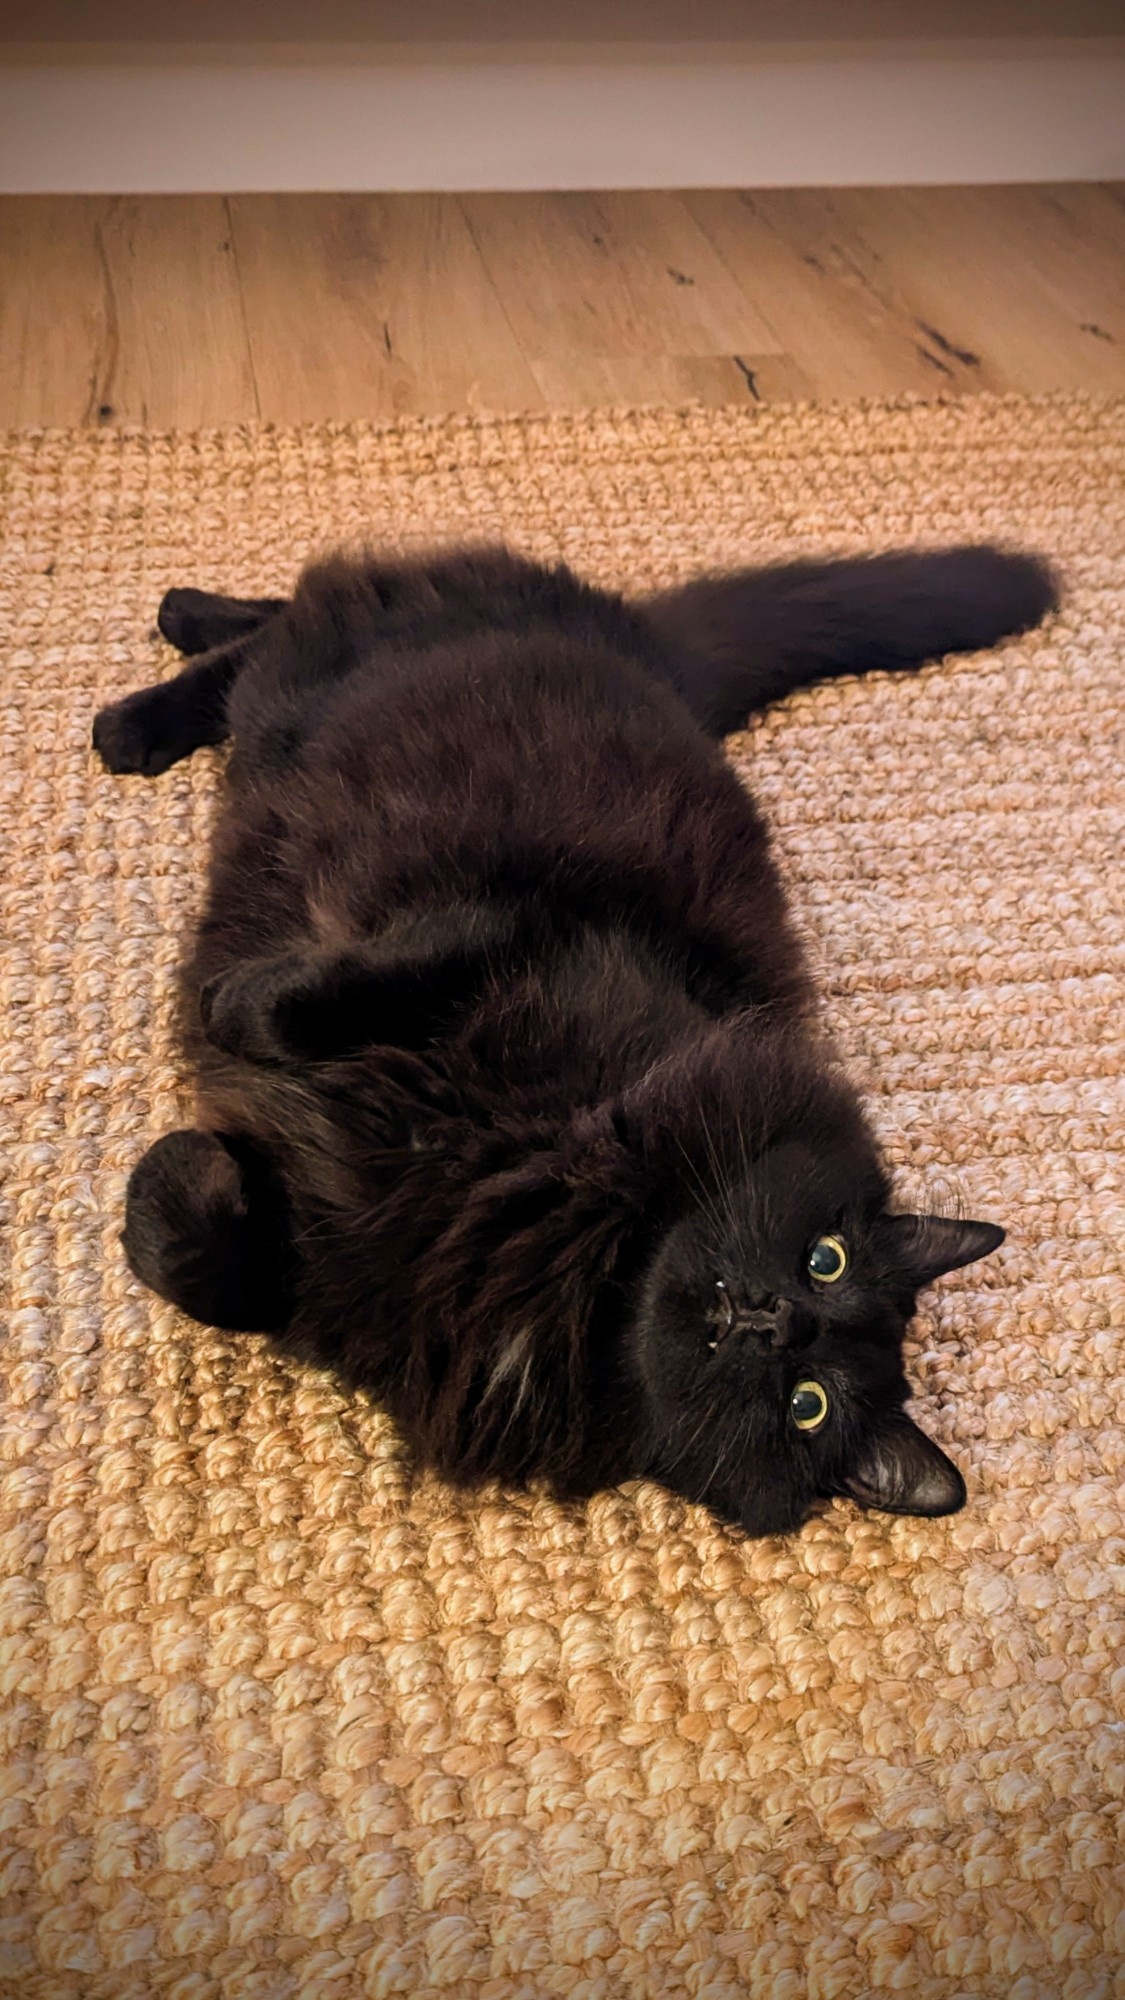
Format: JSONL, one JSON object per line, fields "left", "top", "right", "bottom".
{"left": 1, "top": 395, "right": 1123, "bottom": 2000}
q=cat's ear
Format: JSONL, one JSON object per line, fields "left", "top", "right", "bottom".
{"left": 882, "top": 1213, "right": 1005, "bottom": 1285}
{"left": 841, "top": 1413, "right": 966, "bottom": 1518}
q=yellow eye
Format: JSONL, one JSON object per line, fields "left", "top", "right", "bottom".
{"left": 807, "top": 1234, "right": 847, "bottom": 1283}
{"left": 790, "top": 1380, "right": 829, "bottom": 1432}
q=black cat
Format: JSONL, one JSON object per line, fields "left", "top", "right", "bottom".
{"left": 93, "top": 541, "right": 1056, "bottom": 1536}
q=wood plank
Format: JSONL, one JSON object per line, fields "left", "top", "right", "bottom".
{"left": 459, "top": 191, "right": 784, "bottom": 365}
{"left": 526, "top": 352, "right": 812, "bottom": 411}
{"left": 0, "top": 194, "right": 256, "bottom": 429}
{"left": 0, "top": 196, "right": 106, "bottom": 428}
{"left": 1037, "top": 179, "right": 1125, "bottom": 261}
{"left": 828, "top": 185, "right": 1125, "bottom": 395}
{"left": 750, "top": 186, "right": 1009, "bottom": 392}
{"left": 228, "top": 193, "right": 542, "bottom": 423}
{"left": 682, "top": 188, "right": 974, "bottom": 400}
{"left": 2, "top": 187, "right": 1125, "bottom": 429}
{"left": 971, "top": 184, "right": 1125, "bottom": 365}
{"left": 96, "top": 195, "right": 258, "bottom": 426}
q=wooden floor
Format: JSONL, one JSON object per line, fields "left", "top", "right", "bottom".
{"left": 2, "top": 184, "right": 1124, "bottom": 426}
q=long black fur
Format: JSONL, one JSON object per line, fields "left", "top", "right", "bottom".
{"left": 93, "top": 540, "right": 1057, "bottom": 1536}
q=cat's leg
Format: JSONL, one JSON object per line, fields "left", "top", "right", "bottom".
{"left": 121, "top": 1129, "right": 293, "bottom": 1331}
{"left": 200, "top": 906, "right": 515, "bottom": 1065}
{"left": 157, "top": 587, "right": 287, "bottom": 657}
{"left": 93, "top": 632, "right": 254, "bottom": 777}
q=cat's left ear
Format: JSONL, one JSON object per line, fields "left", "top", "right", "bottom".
{"left": 841, "top": 1413, "right": 966, "bottom": 1518}
{"left": 881, "top": 1213, "right": 1005, "bottom": 1286}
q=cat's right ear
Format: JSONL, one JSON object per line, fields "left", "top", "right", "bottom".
{"left": 880, "top": 1213, "right": 1005, "bottom": 1286}
{"left": 841, "top": 1413, "right": 966, "bottom": 1518}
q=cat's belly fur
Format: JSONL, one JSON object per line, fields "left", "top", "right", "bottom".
{"left": 182, "top": 629, "right": 811, "bottom": 1099}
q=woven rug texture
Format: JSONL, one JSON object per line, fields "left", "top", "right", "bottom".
{"left": 1, "top": 394, "right": 1123, "bottom": 2000}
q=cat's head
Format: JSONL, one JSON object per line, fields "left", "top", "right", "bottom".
{"left": 618, "top": 1018, "right": 1003, "bottom": 1537}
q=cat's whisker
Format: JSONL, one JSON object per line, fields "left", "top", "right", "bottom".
{"left": 661, "top": 1382, "right": 731, "bottom": 1484}
{"left": 710, "top": 1404, "right": 754, "bottom": 1501}
{"left": 671, "top": 1132, "right": 726, "bottom": 1243}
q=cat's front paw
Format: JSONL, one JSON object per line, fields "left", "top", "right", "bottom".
{"left": 123, "top": 1128, "right": 291, "bottom": 1331}
{"left": 200, "top": 962, "right": 293, "bottom": 1065}
{"left": 200, "top": 948, "right": 379, "bottom": 1066}
{"left": 93, "top": 687, "right": 186, "bottom": 777}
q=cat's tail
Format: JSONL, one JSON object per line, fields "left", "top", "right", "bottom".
{"left": 641, "top": 546, "right": 1059, "bottom": 736}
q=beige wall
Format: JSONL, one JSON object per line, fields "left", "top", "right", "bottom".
{"left": 2, "top": 0, "right": 1122, "bottom": 44}
{"left": 3, "top": 2, "right": 1122, "bottom": 191}
{"left": 3, "top": 41, "right": 1123, "bottom": 192}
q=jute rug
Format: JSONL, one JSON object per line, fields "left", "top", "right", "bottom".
{"left": 2, "top": 394, "right": 1123, "bottom": 2000}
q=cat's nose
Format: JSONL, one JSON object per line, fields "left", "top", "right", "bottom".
{"left": 743, "top": 1297, "right": 803, "bottom": 1350}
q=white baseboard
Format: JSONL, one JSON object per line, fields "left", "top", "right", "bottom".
{"left": 2, "top": 41, "right": 1123, "bottom": 193}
